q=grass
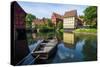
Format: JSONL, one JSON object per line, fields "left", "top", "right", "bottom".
{"left": 74, "top": 28, "right": 97, "bottom": 33}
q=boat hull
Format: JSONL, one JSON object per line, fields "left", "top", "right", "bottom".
{"left": 32, "top": 44, "right": 57, "bottom": 60}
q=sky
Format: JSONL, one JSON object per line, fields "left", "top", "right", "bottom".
{"left": 18, "top": 1, "right": 89, "bottom": 19}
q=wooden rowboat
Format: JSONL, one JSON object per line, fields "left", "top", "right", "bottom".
{"left": 32, "top": 38, "right": 58, "bottom": 60}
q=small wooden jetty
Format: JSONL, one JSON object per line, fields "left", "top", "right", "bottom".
{"left": 32, "top": 38, "right": 58, "bottom": 60}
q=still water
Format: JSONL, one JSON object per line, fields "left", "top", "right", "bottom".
{"left": 26, "top": 31, "right": 97, "bottom": 64}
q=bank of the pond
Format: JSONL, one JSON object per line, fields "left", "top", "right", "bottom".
{"left": 74, "top": 29, "right": 97, "bottom": 35}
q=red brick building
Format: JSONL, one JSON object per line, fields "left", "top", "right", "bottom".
{"left": 51, "top": 12, "right": 63, "bottom": 26}
{"left": 32, "top": 18, "right": 48, "bottom": 27}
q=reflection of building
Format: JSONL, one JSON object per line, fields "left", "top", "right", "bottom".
{"left": 63, "top": 32, "right": 76, "bottom": 48}
{"left": 51, "top": 12, "right": 63, "bottom": 26}
{"left": 11, "top": 1, "right": 29, "bottom": 65}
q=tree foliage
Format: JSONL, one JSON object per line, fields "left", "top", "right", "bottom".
{"left": 79, "top": 15, "right": 84, "bottom": 19}
{"left": 25, "top": 14, "right": 36, "bottom": 29}
{"left": 84, "top": 6, "right": 97, "bottom": 28}
{"left": 57, "top": 21, "right": 63, "bottom": 29}
{"left": 47, "top": 18, "right": 52, "bottom": 27}
{"left": 25, "top": 14, "right": 36, "bottom": 22}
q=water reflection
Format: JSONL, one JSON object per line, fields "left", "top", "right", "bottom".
{"left": 82, "top": 35, "right": 97, "bottom": 61}
{"left": 25, "top": 31, "right": 97, "bottom": 64}
{"left": 63, "top": 32, "right": 76, "bottom": 49}
{"left": 32, "top": 33, "right": 36, "bottom": 39}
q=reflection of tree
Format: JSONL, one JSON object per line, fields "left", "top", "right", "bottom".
{"left": 75, "top": 33, "right": 97, "bottom": 61}
{"left": 34, "top": 31, "right": 63, "bottom": 43}
{"left": 27, "top": 33, "right": 35, "bottom": 45}
{"left": 82, "top": 39, "right": 97, "bottom": 61}
{"left": 75, "top": 33, "right": 86, "bottom": 41}
{"left": 56, "top": 31, "right": 63, "bottom": 42}
{"left": 36, "top": 32, "right": 55, "bottom": 40}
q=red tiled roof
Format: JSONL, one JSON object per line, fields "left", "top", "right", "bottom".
{"left": 52, "top": 12, "right": 63, "bottom": 19}
{"left": 32, "top": 18, "right": 47, "bottom": 25}
{"left": 64, "top": 10, "right": 77, "bottom": 17}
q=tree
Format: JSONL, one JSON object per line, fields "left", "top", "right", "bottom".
{"left": 79, "top": 15, "right": 84, "bottom": 19}
{"left": 25, "top": 14, "right": 36, "bottom": 29}
{"left": 84, "top": 6, "right": 97, "bottom": 28}
{"left": 47, "top": 18, "right": 52, "bottom": 27}
{"left": 57, "top": 21, "right": 63, "bottom": 29}
{"left": 25, "top": 14, "right": 36, "bottom": 45}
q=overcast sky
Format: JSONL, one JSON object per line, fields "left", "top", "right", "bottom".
{"left": 18, "top": 1, "right": 88, "bottom": 19}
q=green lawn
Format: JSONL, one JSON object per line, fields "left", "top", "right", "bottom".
{"left": 74, "top": 28, "right": 97, "bottom": 33}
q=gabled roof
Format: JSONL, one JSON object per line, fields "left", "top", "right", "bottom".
{"left": 32, "top": 18, "right": 48, "bottom": 25}
{"left": 52, "top": 12, "right": 63, "bottom": 19}
{"left": 64, "top": 10, "right": 77, "bottom": 17}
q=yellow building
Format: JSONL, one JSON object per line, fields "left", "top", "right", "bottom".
{"left": 63, "top": 10, "right": 77, "bottom": 29}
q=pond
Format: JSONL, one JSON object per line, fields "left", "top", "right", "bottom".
{"left": 26, "top": 31, "right": 97, "bottom": 64}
